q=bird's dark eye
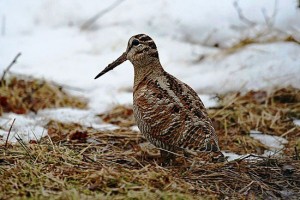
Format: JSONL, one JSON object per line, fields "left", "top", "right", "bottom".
{"left": 132, "top": 39, "right": 140, "bottom": 46}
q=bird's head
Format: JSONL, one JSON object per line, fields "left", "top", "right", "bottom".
{"left": 94, "top": 34, "right": 159, "bottom": 79}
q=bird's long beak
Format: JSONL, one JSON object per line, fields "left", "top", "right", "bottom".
{"left": 94, "top": 52, "right": 127, "bottom": 79}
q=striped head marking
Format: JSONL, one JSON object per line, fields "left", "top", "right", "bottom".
{"left": 95, "top": 34, "right": 159, "bottom": 79}
{"left": 126, "top": 34, "right": 159, "bottom": 63}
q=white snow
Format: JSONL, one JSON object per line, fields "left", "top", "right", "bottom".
{"left": 131, "top": 126, "right": 140, "bottom": 132}
{"left": 38, "top": 108, "right": 99, "bottom": 126}
{"left": 0, "top": 113, "right": 46, "bottom": 143}
{"left": 0, "top": 0, "right": 299, "bottom": 145}
{"left": 222, "top": 152, "right": 243, "bottom": 161}
{"left": 250, "top": 130, "right": 288, "bottom": 156}
{"left": 294, "top": 120, "right": 300, "bottom": 126}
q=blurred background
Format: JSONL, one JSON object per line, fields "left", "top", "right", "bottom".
{"left": 0, "top": 0, "right": 300, "bottom": 110}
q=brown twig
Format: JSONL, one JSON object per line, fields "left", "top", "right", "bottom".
{"left": 15, "top": 133, "right": 35, "bottom": 160}
{"left": 5, "top": 118, "right": 16, "bottom": 148}
{"left": 0, "top": 52, "right": 21, "bottom": 85}
{"left": 80, "top": 0, "right": 125, "bottom": 30}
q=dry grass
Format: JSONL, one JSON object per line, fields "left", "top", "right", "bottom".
{"left": 0, "top": 75, "right": 299, "bottom": 199}
{"left": 1, "top": 121, "right": 299, "bottom": 199}
{"left": 220, "top": 30, "right": 300, "bottom": 54}
{"left": 210, "top": 87, "right": 300, "bottom": 155}
{"left": 98, "top": 105, "right": 135, "bottom": 128}
{"left": 0, "top": 123, "right": 199, "bottom": 199}
{"left": 0, "top": 76, "right": 87, "bottom": 116}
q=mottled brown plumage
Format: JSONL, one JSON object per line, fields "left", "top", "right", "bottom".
{"left": 95, "top": 34, "right": 222, "bottom": 164}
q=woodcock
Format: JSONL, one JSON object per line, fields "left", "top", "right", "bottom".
{"left": 95, "top": 34, "right": 222, "bottom": 164}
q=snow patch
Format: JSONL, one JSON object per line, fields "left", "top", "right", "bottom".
{"left": 199, "top": 95, "right": 218, "bottom": 108}
{"left": 250, "top": 130, "right": 288, "bottom": 151}
{"left": 38, "top": 108, "right": 99, "bottom": 126}
{"left": 294, "top": 120, "right": 300, "bottom": 126}
{"left": 131, "top": 126, "right": 140, "bottom": 132}
{"left": 222, "top": 152, "right": 243, "bottom": 161}
{"left": 0, "top": 113, "right": 47, "bottom": 143}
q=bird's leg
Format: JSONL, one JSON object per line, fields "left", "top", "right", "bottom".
{"left": 160, "top": 149, "right": 176, "bottom": 166}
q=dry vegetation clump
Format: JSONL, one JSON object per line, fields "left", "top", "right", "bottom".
{"left": 210, "top": 86, "right": 300, "bottom": 155}
{"left": 46, "top": 120, "right": 90, "bottom": 142}
{"left": 223, "top": 34, "right": 300, "bottom": 54}
{"left": 0, "top": 76, "right": 87, "bottom": 116}
{"left": 1, "top": 121, "right": 299, "bottom": 199}
{"left": 98, "top": 105, "right": 135, "bottom": 127}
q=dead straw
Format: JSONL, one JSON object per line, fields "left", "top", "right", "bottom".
{"left": 4, "top": 118, "right": 15, "bottom": 148}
